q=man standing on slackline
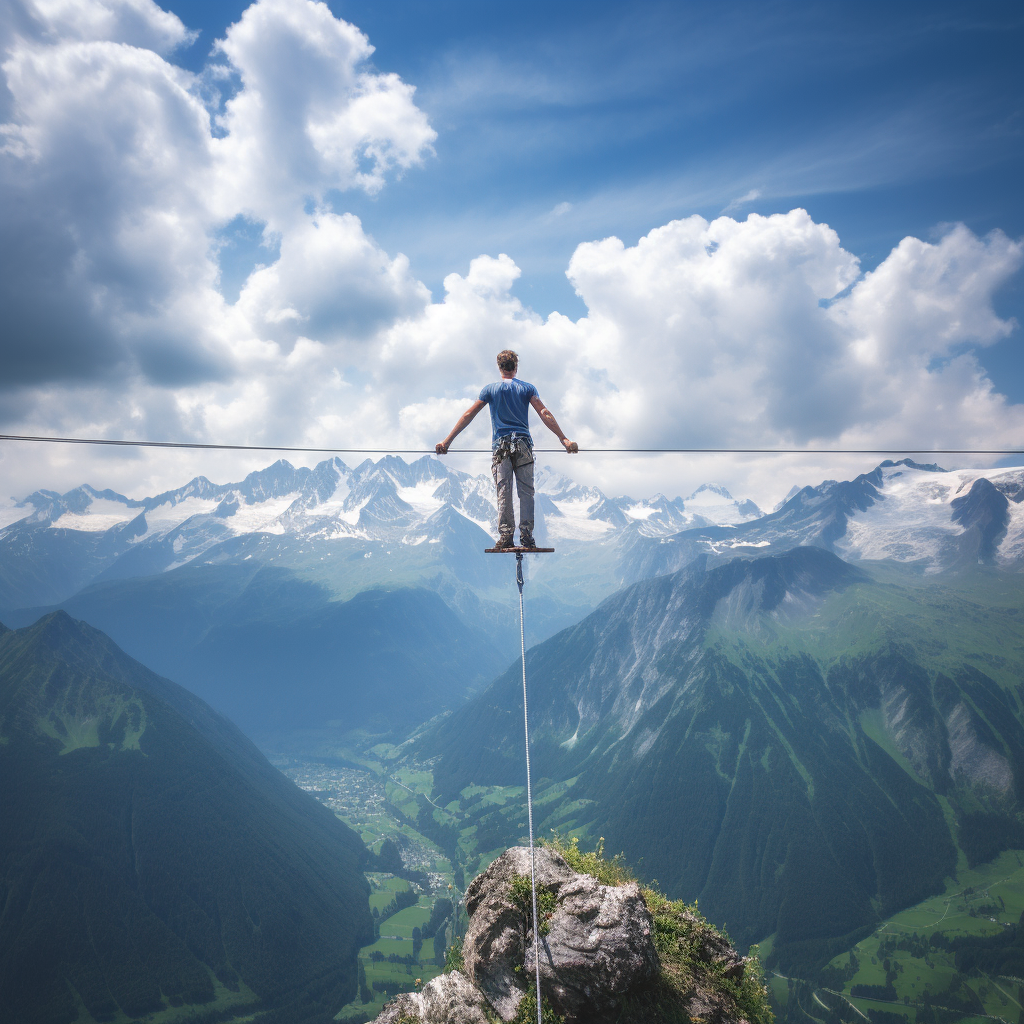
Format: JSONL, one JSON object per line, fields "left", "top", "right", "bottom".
{"left": 436, "top": 349, "right": 578, "bottom": 549}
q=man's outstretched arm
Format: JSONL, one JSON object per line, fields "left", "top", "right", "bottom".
{"left": 436, "top": 400, "right": 486, "bottom": 454}
{"left": 530, "top": 395, "right": 578, "bottom": 453}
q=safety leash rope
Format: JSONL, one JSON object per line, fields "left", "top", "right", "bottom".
{"left": 516, "top": 551, "right": 543, "bottom": 1024}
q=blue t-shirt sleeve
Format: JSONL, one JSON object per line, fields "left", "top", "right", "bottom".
{"left": 478, "top": 384, "right": 492, "bottom": 403}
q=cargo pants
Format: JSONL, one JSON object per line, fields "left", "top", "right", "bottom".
{"left": 492, "top": 434, "right": 534, "bottom": 542}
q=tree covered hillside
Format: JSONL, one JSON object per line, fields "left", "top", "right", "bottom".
{"left": 0, "top": 612, "right": 374, "bottom": 1024}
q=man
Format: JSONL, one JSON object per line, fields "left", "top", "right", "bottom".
{"left": 435, "top": 349, "right": 578, "bottom": 549}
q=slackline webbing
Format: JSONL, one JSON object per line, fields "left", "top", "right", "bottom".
{"left": 0, "top": 434, "right": 1022, "bottom": 456}
{"left": 516, "top": 552, "right": 543, "bottom": 1024}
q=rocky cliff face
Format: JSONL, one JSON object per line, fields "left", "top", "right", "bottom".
{"left": 371, "top": 846, "right": 765, "bottom": 1024}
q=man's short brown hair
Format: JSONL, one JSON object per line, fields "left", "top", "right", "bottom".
{"left": 496, "top": 349, "right": 518, "bottom": 374}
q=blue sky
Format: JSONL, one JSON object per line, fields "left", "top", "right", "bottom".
{"left": 0, "top": 0, "right": 1021, "bottom": 503}
{"left": 165, "top": 0, "right": 1024, "bottom": 395}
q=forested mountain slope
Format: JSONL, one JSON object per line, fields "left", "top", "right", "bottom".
{"left": 0, "top": 612, "right": 373, "bottom": 1024}
{"left": 419, "top": 547, "right": 1024, "bottom": 974}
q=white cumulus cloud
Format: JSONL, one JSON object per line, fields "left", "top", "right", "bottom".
{"left": 212, "top": 0, "right": 435, "bottom": 226}
{"left": 0, "top": 0, "right": 435, "bottom": 414}
{"left": 0, "top": 1, "right": 1020, "bottom": 510}
{"left": 23, "top": 0, "right": 193, "bottom": 54}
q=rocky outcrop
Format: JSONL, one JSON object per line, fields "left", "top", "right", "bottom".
{"left": 372, "top": 970, "right": 491, "bottom": 1024}
{"left": 463, "top": 847, "right": 658, "bottom": 1020}
{"left": 373, "top": 846, "right": 659, "bottom": 1023}
{"left": 460, "top": 846, "right": 553, "bottom": 1018}
{"left": 370, "top": 845, "right": 765, "bottom": 1024}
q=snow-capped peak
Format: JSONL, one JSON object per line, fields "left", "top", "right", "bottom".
{"left": 685, "top": 482, "right": 734, "bottom": 503}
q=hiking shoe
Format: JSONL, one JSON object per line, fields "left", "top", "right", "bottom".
{"left": 494, "top": 534, "right": 515, "bottom": 550}
{"left": 518, "top": 529, "right": 536, "bottom": 549}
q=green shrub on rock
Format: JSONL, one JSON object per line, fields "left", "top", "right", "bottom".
{"left": 512, "top": 989, "right": 566, "bottom": 1024}
{"left": 444, "top": 938, "right": 465, "bottom": 973}
{"left": 509, "top": 872, "right": 558, "bottom": 936}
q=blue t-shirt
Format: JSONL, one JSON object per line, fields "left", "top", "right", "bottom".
{"left": 479, "top": 378, "right": 538, "bottom": 445}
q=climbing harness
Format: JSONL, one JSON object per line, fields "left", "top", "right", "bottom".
{"left": 490, "top": 431, "right": 535, "bottom": 474}
{"left": 485, "top": 544, "right": 553, "bottom": 1024}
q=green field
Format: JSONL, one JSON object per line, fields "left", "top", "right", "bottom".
{"left": 368, "top": 875, "right": 410, "bottom": 914}
{"left": 769, "top": 848, "right": 1024, "bottom": 1023}
{"left": 327, "top": 767, "right": 461, "bottom": 1022}
{"left": 381, "top": 902, "right": 431, "bottom": 938}
{"left": 839, "top": 849, "right": 1024, "bottom": 1021}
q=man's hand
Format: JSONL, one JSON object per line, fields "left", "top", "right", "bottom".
{"left": 563, "top": 439, "right": 579, "bottom": 454}
{"left": 435, "top": 441, "right": 449, "bottom": 455}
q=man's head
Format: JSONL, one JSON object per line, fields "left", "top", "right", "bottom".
{"left": 497, "top": 349, "right": 518, "bottom": 376}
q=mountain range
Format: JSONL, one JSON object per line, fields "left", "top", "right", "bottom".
{"left": 4, "top": 452, "right": 1024, "bottom": 983}
{"left": 0, "top": 456, "right": 766, "bottom": 742}
{"left": 628, "top": 458, "right": 1024, "bottom": 581}
{"left": 3, "top": 456, "right": 1020, "bottom": 625}
{"left": 3, "top": 456, "right": 1020, "bottom": 741}
{"left": 0, "top": 455, "right": 765, "bottom": 636}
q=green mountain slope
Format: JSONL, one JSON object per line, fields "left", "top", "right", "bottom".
{"left": 418, "top": 549, "right": 1024, "bottom": 974}
{"left": 0, "top": 612, "right": 373, "bottom": 1024}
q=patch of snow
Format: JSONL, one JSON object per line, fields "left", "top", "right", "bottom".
{"left": 684, "top": 502, "right": 755, "bottom": 527}
{"left": 999, "top": 501, "right": 1024, "bottom": 565}
{"left": 836, "top": 465, "right": 1024, "bottom": 568}
{"left": 223, "top": 496, "right": 296, "bottom": 535}
{"left": 300, "top": 482, "right": 351, "bottom": 518}
{"left": 462, "top": 515, "right": 495, "bottom": 534}
{"left": 325, "top": 525, "right": 369, "bottom": 541}
{"left": 548, "top": 498, "right": 615, "bottom": 540}
{"left": 678, "top": 483, "right": 762, "bottom": 526}
{"left": 397, "top": 481, "right": 446, "bottom": 517}
{"left": 623, "top": 504, "right": 657, "bottom": 521}
{"left": 133, "top": 497, "right": 220, "bottom": 540}
{"left": 50, "top": 498, "right": 139, "bottom": 532}
{"left": 339, "top": 496, "right": 372, "bottom": 526}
